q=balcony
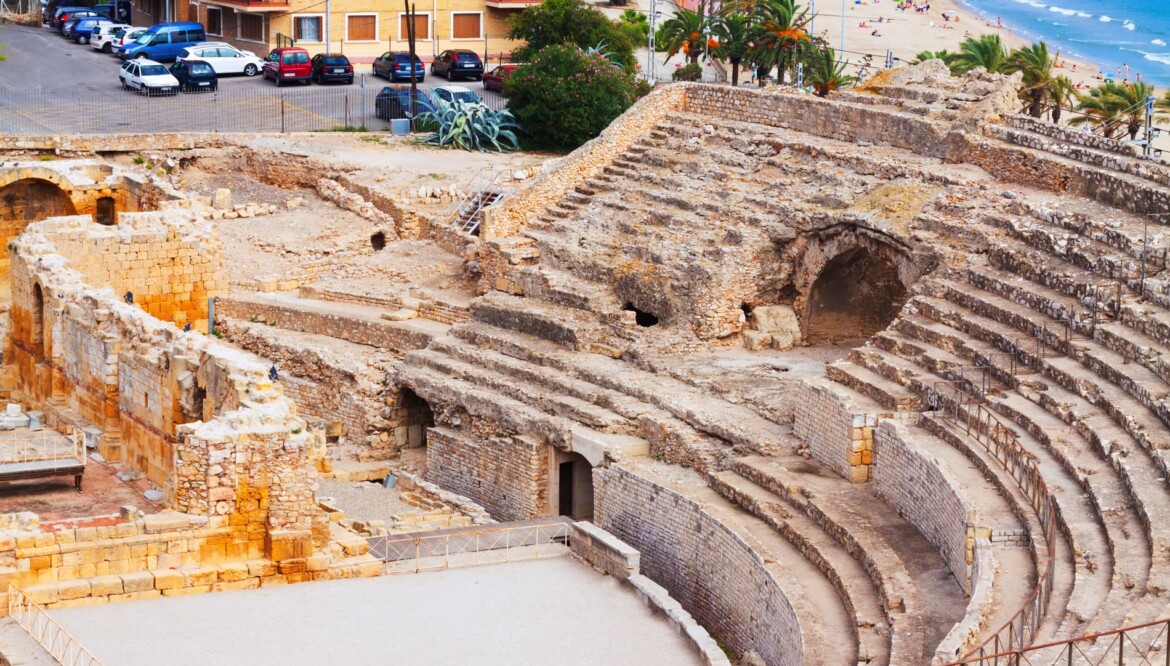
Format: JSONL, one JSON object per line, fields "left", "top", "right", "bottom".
{"left": 485, "top": 0, "right": 542, "bottom": 8}
{"left": 201, "top": 0, "right": 289, "bottom": 12}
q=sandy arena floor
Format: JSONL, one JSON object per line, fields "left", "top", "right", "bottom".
{"left": 50, "top": 557, "right": 703, "bottom": 666}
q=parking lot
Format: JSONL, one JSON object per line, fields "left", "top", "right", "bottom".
{"left": 0, "top": 23, "right": 507, "bottom": 133}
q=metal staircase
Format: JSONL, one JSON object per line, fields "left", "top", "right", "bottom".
{"left": 444, "top": 168, "right": 510, "bottom": 236}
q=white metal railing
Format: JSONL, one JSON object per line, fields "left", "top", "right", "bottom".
{"left": 368, "top": 520, "right": 572, "bottom": 574}
{"left": 0, "top": 427, "right": 85, "bottom": 465}
{"left": 8, "top": 585, "right": 103, "bottom": 666}
{"left": 442, "top": 167, "right": 512, "bottom": 235}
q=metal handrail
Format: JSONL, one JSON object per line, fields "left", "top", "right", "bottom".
{"left": 1, "top": 427, "right": 84, "bottom": 465}
{"left": 368, "top": 521, "right": 572, "bottom": 574}
{"left": 443, "top": 168, "right": 511, "bottom": 235}
{"left": 930, "top": 381, "right": 1059, "bottom": 664}
{"left": 8, "top": 585, "right": 103, "bottom": 666}
{"left": 952, "top": 617, "right": 1170, "bottom": 665}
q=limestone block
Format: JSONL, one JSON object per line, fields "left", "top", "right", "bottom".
{"left": 217, "top": 562, "right": 249, "bottom": 583}
{"left": 751, "top": 305, "right": 801, "bottom": 350}
{"left": 212, "top": 188, "right": 232, "bottom": 210}
{"left": 152, "top": 570, "right": 184, "bottom": 590}
{"left": 743, "top": 330, "right": 772, "bottom": 351}
{"left": 266, "top": 530, "right": 313, "bottom": 563}
{"left": 120, "top": 570, "right": 155, "bottom": 593}
{"left": 90, "top": 575, "right": 124, "bottom": 596}
{"left": 143, "top": 513, "right": 190, "bottom": 534}
{"left": 57, "top": 579, "right": 91, "bottom": 600}
{"left": 109, "top": 590, "right": 161, "bottom": 603}
{"left": 23, "top": 583, "right": 58, "bottom": 605}
{"left": 161, "top": 585, "right": 210, "bottom": 597}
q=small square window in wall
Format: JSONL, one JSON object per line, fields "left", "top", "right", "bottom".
{"left": 206, "top": 7, "right": 222, "bottom": 35}
{"left": 239, "top": 13, "right": 265, "bottom": 42}
{"left": 346, "top": 14, "right": 376, "bottom": 42}
{"left": 293, "top": 15, "right": 323, "bottom": 42}
{"left": 451, "top": 12, "right": 481, "bottom": 40}
{"left": 399, "top": 13, "right": 428, "bottom": 41}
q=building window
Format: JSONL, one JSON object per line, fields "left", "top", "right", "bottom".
{"left": 206, "top": 7, "right": 222, "bottom": 35}
{"left": 346, "top": 14, "right": 376, "bottom": 41}
{"left": 451, "top": 12, "right": 481, "bottom": 40}
{"left": 239, "top": 13, "right": 265, "bottom": 42}
{"left": 293, "top": 14, "right": 323, "bottom": 42}
{"left": 398, "top": 13, "right": 428, "bottom": 41}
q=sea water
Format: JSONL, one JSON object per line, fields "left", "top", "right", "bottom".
{"left": 958, "top": 0, "right": 1170, "bottom": 86}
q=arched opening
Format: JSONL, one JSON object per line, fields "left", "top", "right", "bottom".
{"left": 622, "top": 302, "right": 659, "bottom": 327}
{"left": 32, "top": 283, "right": 45, "bottom": 359}
{"left": 805, "top": 247, "right": 907, "bottom": 345}
{"left": 95, "top": 196, "right": 117, "bottom": 226}
{"left": 0, "top": 179, "right": 76, "bottom": 306}
{"left": 553, "top": 450, "right": 594, "bottom": 521}
{"left": 370, "top": 231, "right": 386, "bottom": 251}
{"left": 394, "top": 387, "right": 435, "bottom": 473}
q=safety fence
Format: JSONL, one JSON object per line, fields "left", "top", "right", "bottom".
{"left": 0, "top": 82, "right": 508, "bottom": 134}
{"left": 367, "top": 519, "right": 572, "bottom": 574}
{"left": 929, "top": 381, "right": 1059, "bottom": 664}
{"left": 0, "top": 426, "right": 84, "bottom": 465}
{"left": 8, "top": 585, "right": 103, "bottom": 666}
{"left": 951, "top": 618, "right": 1170, "bottom": 665}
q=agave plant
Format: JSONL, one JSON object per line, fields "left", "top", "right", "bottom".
{"left": 586, "top": 39, "right": 623, "bottom": 69}
{"left": 416, "top": 100, "right": 521, "bottom": 152}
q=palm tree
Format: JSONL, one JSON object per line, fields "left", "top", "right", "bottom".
{"left": 750, "top": 0, "right": 812, "bottom": 85}
{"left": 659, "top": 9, "right": 709, "bottom": 65}
{"left": 806, "top": 46, "right": 856, "bottom": 97}
{"left": 1071, "top": 81, "right": 1155, "bottom": 139}
{"left": 1048, "top": 75, "right": 1076, "bottom": 124}
{"left": 713, "top": 11, "right": 755, "bottom": 86}
{"left": 1005, "top": 41, "right": 1055, "bottom": 118}
{"left": 949, "top": 34, "right": 1009, "bottom": 75}
{"left": 912, "top": 50, "right": 952, "bottom": 65}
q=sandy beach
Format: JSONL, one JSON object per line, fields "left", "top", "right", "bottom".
{"left": 806, "top": 0, "right": 1105, "bottom": 88}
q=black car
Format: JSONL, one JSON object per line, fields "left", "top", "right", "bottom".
{"left": 430, "top": 49, "right": 483, "bottom": 81}
{"left": 170, "top": 59, "right": 218, "bottom": 92}
{"left": 57, "top": 8, "right": 102, "bottom": 33}
{"left": 372, "top": 51, "right": 425, "bottom": 82}
{"left": 374, "top": 86, "right": 437, "bottom": 121}
{"left": 310, "top": 53, "right": 353, "bottom": 85}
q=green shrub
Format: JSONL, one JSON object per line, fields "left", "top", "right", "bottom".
{"left": 635, "top": 78, "right": 655, "bottom": 97}
{"left": 416, "top": 100, "right": 520, "bottom": 152}
{"left": 508, "top": 0, "right": 636, "bottom": 71}
{"left": 506, "top": 44, "right": 640, "bottom": 151}
{"left": 672, "top": 63, "right": 703, "bottom": 82}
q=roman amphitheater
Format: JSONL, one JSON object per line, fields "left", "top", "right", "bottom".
{"left": 1, "top": 60, "right": 1169, "bottom": 664}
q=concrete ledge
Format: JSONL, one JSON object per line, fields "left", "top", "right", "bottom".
{"left": 570, "top": 521, "right": 639, "bottom": 580}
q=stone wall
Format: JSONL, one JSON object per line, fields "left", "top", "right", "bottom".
{"left": 215, "top": 295, "right": 433, "bottom": 352}
{"left": 872, "top": 421, "right": 974, "bottom": 593}
{"left": 425, "top": 426, "right": 549, "bottom": 522}
{"left": 46, "top": 214, "right": 224, "bottom": 332}
{"left": 480, "top": 84, "right": 687, "bottom": 240}
{"left": 594, "top": 464, "right": 802, "bottom": 666}
{"left": 1002, "top": 114, "right": 1139, "bottom": 155}
{"left": 793, "top": 379, "right": 877, "bottom": 483}
{"left": 5, "top": 215, "right": 324, "bottom": 558}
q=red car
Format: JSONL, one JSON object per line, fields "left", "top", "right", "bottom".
{"left": 482, "top": 64, "right": 518, "bottom": 94}
{"left": 263, "top": 47, "right": 311, "bottom": 87}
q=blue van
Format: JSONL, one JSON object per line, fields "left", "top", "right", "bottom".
{"left": 118, "top": 22, "right": 205, "bottom": 61}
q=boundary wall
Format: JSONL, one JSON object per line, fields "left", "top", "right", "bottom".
{"left": 593, "top": 464, "right": 802, "bottom": 666}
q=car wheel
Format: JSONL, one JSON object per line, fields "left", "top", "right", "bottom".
{"left": 275, "top": 77, "right": 282, "bottom": 88}
{"left": 102, "top": 42, "right": 111, "bottom": 53}
{"left": 121, "top": 80, "right": 128, "bottom": 91}
{"left": 244, "top": 64, "right": 258, "bottom": 77}
{"left": 79, "top": 34, "right": 89, "bottom": 44}
{"left": 446, "top": 68, "right": 453, "bottom": 82}
{"left": 136, "top": 52, "right": 147, "bottom": 59}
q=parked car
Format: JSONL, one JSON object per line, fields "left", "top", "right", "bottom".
{"left": 310, "top": 53, "right": 353, "bottom": 85}
{"left": 113, "top": 26, "right": 148, "bottom": 50}
{"left": 69, "top": 16, "right": 113, "bottom": 44}
{"left": 374, "top": 86, "right": 437, "bottom": 120}
{"left": 430, "top": 49, "right": 484, "bottom": 81}
{"left": 432, "top": 85, "right": 481, "bottom": 105}
{"left": 50, "top": 5, "right": 88, "bottom": 29}
{"left": 176, "top": 42, "right": 263, "bottom": 76}
{"left": 118, "top": 21, "right": 206, "bottom": 61}
{"left": 169, "top": 59, "right": 217, "bottom": 92}
{"left": 91, "top": 22, "right": 130, "bottom": 52}
{"left": 262, "top": 47, "right": 311, "bottom": 86}
{"left": 119, "top": 59, "right": 179, "bottom": 95}
{"left": 372, "top": 51, "right": 425, "bottom": 82}
{"left": 482, "top": 64, "right": 518, "bottom": 94}
{"left": 59, "top": 10, "right": 102, "bottom": 35}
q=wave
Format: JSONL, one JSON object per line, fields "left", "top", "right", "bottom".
{"left": 1146, "top": 53, "right": 1170, "bottom": 66}
{"left": 1100, "top": 15, "right": 1114, "bottom": 22}
{"left": 1010, "top": 0, "right": 1048, "bottom": 9}
{"left": 1124, "top": 21, "right": 1137, "bottom": 31}
{"left": 1048, "top": 6, "right": 1076, "bottom": 16}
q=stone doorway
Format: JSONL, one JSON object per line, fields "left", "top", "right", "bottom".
{"left": 553, "top": 450, "right": 594, "bottom": 521}
{"left": 805, "top": 246, "right": 907, "bottom": 345}
{"left": 0, "top": 179, "right": 76, "bottom": 305}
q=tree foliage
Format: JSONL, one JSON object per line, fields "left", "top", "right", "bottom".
{"left": 616, "top": 10, "right": 649, "bottom": 48}
{"left": 507, "top": 0, "right": 636, "bottom": 71}
{"left": 749, "top": 0, "right": 812, "bottom": 84}
{"left": 505, "top": 44, "right": 640, "bottom": 151}
{"left": 806, "top": 47, "right": 856, "bottom": 97}
{"left": 949, "top": 34, "right": 1009, "bottom": 75}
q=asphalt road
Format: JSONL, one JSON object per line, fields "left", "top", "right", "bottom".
{"left": 0, "top": 22, "right": 507, "bottom": 133}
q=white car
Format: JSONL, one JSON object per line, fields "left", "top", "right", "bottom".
{"left": 113, "top": 27, "right": 148, "bottom": 51}
{"left": 119, "top": 59, "right": 179, "bottom": 96}
{"left": 90, "top": 23, "right": 130, "bottom": 53}
{"left": 177, "top": 42, "right": 263, "bottom": 77}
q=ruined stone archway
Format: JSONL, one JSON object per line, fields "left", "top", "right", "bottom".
{"left": 804, "top": 246, "right": 908, "bottom": 345}
{"left": 0, "top": 178, "right": 77, "bottom": 304}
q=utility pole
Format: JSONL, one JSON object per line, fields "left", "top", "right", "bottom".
{"left": 1143, "top": 94, "right": 1156, "bottom": 158}
{"left": 647, "top": 0, "right": 658, "bottom": 83}
{"left": 325, "top": 0, "right": 331, "bottom": 52}
{"left": 405, "top": 0, "right": 418, "bottom": 127}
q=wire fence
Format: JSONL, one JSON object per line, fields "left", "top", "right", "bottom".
{"left": 367, "top": 519, "right": 572, "bottom": 575}
{"left": 0, "top": 84, "right": 509, "bottom": 134}
{"left": 8, "top": 585, "right": 104, "bottom": 666}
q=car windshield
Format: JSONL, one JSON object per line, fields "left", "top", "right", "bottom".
{"left": 452, "top": 91, "right": 479, "bottom": 104}
{"left": 189, "top": 63, "right": 213, "bottom": 75}
{"left": 141, "top": 65, "right": 168, "bottom": 76}
{"left": 323, "top": 56, "right": 348, "bottom": 65}
{"left": 134, "top": 32, "right": 151, "bottom": 44}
